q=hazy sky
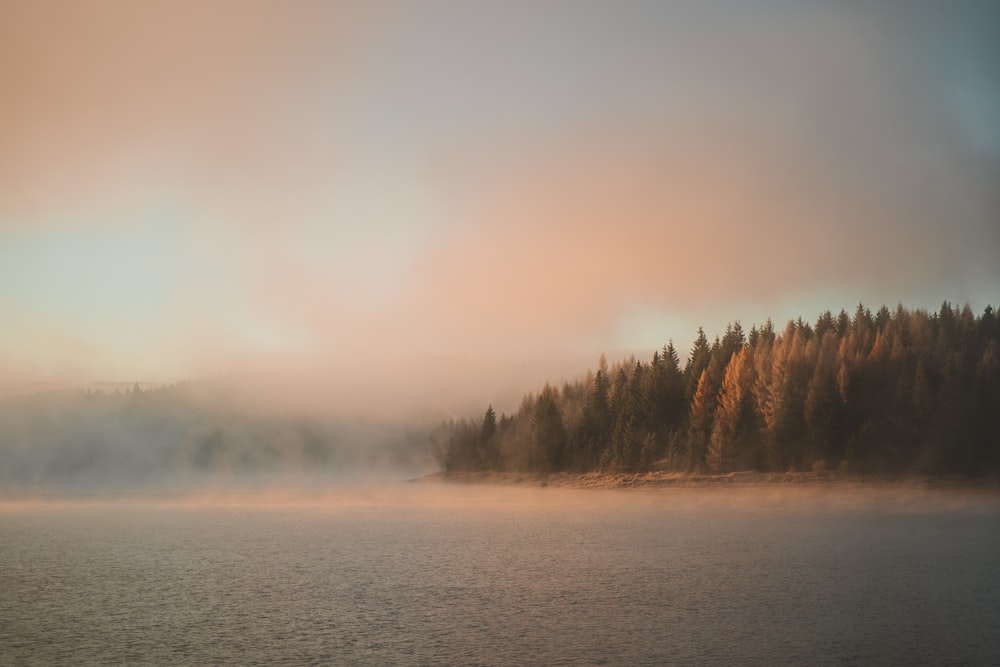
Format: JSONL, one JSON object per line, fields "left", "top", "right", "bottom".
{"left": 2, "top": 0, "right": 998, "bottom": 415}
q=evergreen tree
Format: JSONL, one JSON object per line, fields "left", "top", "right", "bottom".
{"left": 435, "top": 302, "right": 1000, "bottom": 477}
{"left": 803, "top": 333, "right": 844, "bottom": 467}
{"left": 480, "top": 405, "right": 500, "bottom": 470}
{"left": 814, "top": 310, "right": 835, "bottom": 340}
{"left": 532, "top": 385, "right": 567, "bottom": 473}
{"left": 481, "top": 405, "right": 497, "bottom": 442}
{"left": 687, "top": 356, "right": 723, "bottom": 471}
{"left": 685, "top": 327, "right": 712, "bottom": 402}
{"left": 708, "top": 348, "right": 757, "bottom": 472}
{"left": 720, "top": 321, "right": 747, "bottom": 361}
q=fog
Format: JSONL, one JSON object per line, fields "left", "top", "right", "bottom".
{"left": 4, "top": 473, "right": 998, "bottom": 521}
{"left": 0, "top": 383, "right": 438, "bottom": 499}
{"left": 1, "top": 2, "right": 998, "bottom": 499}
{"left": 8, "top": 376, "right": 998, "bottom": 504}
{"left": 1, "top": 1, "right": 998, "bottom": 418}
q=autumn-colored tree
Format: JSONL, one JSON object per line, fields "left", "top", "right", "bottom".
{"left": 708, "top": 348, "right": 757, "bottom": 472}
{"left": 439, "top": 303, "right": 999, "bottom": 477}
{"left": 687, "top": 356, "right": 723, "bottom": 471}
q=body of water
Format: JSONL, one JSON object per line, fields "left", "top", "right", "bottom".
{"left": 2, "top": 484, "right": 999, "bottom": 665}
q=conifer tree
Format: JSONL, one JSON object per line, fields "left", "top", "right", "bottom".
{"left": 480, "top": 405, "right": 500, "bottom": 470}
{"left": 685, "top": 327, "right": 712, "bottom": 401}
{"left": 708, "top": 348, "right": 756, "bottom": 472}
{"left": 532, "top": 385, "right": 567, "bottom": 473}
{"left": 687, "top": 356, "right": 723, "bottom": 470}
{"left": 436, "top": 302, "right": 1000, "bottom": 476}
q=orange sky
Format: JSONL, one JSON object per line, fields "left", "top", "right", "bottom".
{"left": 1, "top": 0, "right": 998, "bottom": 417}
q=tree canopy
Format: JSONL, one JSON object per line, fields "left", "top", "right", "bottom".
{"left": 434, "top": 302, "right": 1000, "bottom": 476}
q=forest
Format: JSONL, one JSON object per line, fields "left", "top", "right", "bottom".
{"left": 433, "top": 303, "right": 1000, "bottom": 476}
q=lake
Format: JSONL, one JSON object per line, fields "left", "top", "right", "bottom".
{"left": 2, "top": 483, "right": 999, "bottom": 665}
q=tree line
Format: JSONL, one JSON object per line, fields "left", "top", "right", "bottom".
{"left": 432, "top": 302, "right": 1000, "bottom": 475}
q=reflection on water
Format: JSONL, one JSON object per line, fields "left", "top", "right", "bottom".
{"left": 2, "top": 484, "right": 999, "bottom": 666}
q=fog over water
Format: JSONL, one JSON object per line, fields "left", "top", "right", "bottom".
{"left": 2, "top": 2, "right": 999, "bottom": 662}
{"left": 0, "top": 382, "right": 440, "bottom": 499}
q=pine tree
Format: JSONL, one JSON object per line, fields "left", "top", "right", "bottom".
{"left": 708, "top": 348, "right": 756, "bottom": 472}
{"left": 685, "top": 327, "right": 712, "bottom": 402}
{"left": 480, "top": 405, "right": 500, "bottom": 469}
{"left": 481, "top": 405, "right": 497, "bottom": 442}
{"left": 814, "top": 310, "right": 835, "bottom": 340}
{"left": 687, "top": 356, "right": 723, "bottom": 471}
{"left": 803, "top": 333, "right": 844, "bottom": 467}
{"left": 532, "top": 385, "right": 567, "bottom": 473}
{"left": 573, "top": 363, "right": 612, "bottom": 470}
{"left": 437, "top": 302, "right": 1000, "bottom": 476}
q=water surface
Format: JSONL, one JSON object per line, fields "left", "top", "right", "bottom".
{"left": 2, "top": 484, "right": 999, "bottom": 665}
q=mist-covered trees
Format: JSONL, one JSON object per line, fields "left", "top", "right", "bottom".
{"left": 0, "top": 383, "right": 435, "bottom": 491}
{"left": 434, "top": 302, "right": 1000, "bottom": 476}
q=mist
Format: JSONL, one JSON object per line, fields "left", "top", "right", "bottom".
{"left": 1, "top": 0, "right": 998, "bottom": 417}
{"left": 0, "top": 382, "right": 437, "bottom": 499}
{"left": 2, "top": 4, "right": 998, "bottom": 665}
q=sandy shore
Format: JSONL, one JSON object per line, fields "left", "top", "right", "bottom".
{"left": 417, "top": 470, "right": 1000, "bottom": 491}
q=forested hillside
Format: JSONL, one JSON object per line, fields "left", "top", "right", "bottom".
{"left": 434, "top": 303, "right": 1000, "bottom": 475}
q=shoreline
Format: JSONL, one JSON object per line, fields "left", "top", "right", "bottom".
{"left": 417, "top": 470, "right": 1000, "bottom": 491}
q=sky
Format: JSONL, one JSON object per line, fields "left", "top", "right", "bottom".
{"left": 1, "top": 0, "right": 998, "bottom": 417}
